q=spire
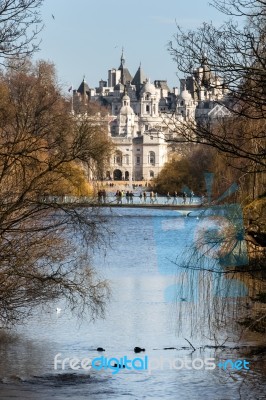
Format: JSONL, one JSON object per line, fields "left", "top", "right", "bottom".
{"left": 77, "top": 76, "right": 90, "bottom": 105}
{"left": 132, "top": 63, "right": 147, "bottom": 86}
{"left": 201, "top": 51, "right": 208, "bottom": 66}
{"left": 77, "top": 76, "right": 89, "bottom": 95}
{"left": 132, "top": 63, "right": 147, "bottom": 99}
{"left": 119, "top": 47, "right": 125, "bottom": 69}
{"left": 117, "top": 48, "right": 132, "bottom": 85}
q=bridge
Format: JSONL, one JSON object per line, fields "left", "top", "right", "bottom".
{"left": 40, "top": 194, "right": 204, "bottom": 212}
{"left": 93, "top": 201, "right": 202, "bottom": 211}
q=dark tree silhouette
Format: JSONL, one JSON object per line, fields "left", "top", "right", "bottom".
{"left": 0, "top": 0, "right": 43, "bottom": 65}
{"left": 168, "top": 0, "right": 266, "bottom": 176}
{"left": 0, "top": 60, "right": 113, "bottom": 326}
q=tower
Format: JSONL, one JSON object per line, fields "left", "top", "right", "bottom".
{"left": 117, "top": 93, "right": 135, "bottom": 137}
{"left": 118, "top": 49, "right": 133, "bottom": 85}
{"left": 140, "top": 79, "right": 158, "bottom": 117}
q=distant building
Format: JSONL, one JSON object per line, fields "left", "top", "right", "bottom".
{"left": 72, "top": 51, "right": 226, "bottom": 181}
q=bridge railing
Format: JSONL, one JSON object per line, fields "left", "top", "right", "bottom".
{"left": 38, "top": 194, "right": 203, "bottom": 206}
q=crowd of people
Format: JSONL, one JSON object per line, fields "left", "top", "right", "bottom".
{"left": 114, "top": 190, "right": 158, "bottom": 204}
{"left": 97, "top": 187, "right": 197, "bottom": 205}
{"left": 165, "top": 191, "right": 194, "bottom": 204}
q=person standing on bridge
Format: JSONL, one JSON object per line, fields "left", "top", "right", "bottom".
{"left": 129, "top": 191, "right": 134, "bottom": 204}
{"left": 172, "top": 191, "right": 178, "bottom": 205}
{"left": 150, "top": 191, "right": 154, "bottom": 204}
{"left": 126, "top": 191, "right": 130, "bottom": 204}
{"left": 165, "top": 192, "right": 171, "bottom": 204}
{"left": 143, "top": 191, "right": 147, "bottom": 203}
{"left": 115, "top": 190, "right": 122, "bottom": 204}
{"left": 98, "top": 190, "right": 103, "bottom": 203}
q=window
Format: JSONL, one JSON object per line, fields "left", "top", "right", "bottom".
{"left": 114, "top": 151, "right": 122, "bottom": 166}
{"left": 136, "top": 156, "right": 140, "bottom": 165}
{"left": 124, "top": 154, "right": 129, "bottom": 165}
{"left": 146, "top": 105, "right": 150, "bottom": 112}
{"left": 148, "top": 151, "right": 155, "bottom": 165}
{"left": 145, "top": 124, "right": 149, "bottom": 131}
{"left": 150, "top": 170, "right": 154, "bottom": 178}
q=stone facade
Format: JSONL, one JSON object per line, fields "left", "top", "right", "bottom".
{"left": 72, "top": 51, "right": 226, "bottom": 181}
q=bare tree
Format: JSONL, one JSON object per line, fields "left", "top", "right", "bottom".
{"left": 168, "top": 0, "right": 266, "bottom": 177}
{"left": 0, "top": 0, "right": 43, "bottom": 66}
{"left": 0, "top": 60, "right": 113, "bottom": 327}
{"left": 167, "top": 2, "right": 266, "bottom": 338}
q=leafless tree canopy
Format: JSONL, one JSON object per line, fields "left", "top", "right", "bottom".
{"left": 0, "top": 60, "right": 113, "bottom": 327}
{"left": 167, "top": 0, "right": 266, "bottom": 176}
{"left": 0, "top": 2, "right": 115, "bottom": 327}
{"left": 167, "top": 0, "right": 266, "bottom": 338}
{"left": 169, "top": 0, "right": 266, "bottom": 114}
{"left": 0, "top": 0, "right": 43, "bottom": 65}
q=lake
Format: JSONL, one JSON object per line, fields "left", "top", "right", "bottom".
{"left": 0, "top": 207, "right": 265, "bottom": 400}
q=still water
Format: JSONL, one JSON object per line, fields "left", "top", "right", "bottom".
{"left": 0, "top": 208, "right": 265, "bottom": 400}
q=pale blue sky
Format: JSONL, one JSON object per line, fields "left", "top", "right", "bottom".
{"left": 36, "top": 0, "right": 224, "bottom": 92}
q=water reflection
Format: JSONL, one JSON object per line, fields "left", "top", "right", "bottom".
{"left": 0, "top": 208, "right": 265, "bottom": 399}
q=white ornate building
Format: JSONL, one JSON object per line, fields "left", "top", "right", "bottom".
{"left": 72, "top": 51, "right": 226, "bottom": 181}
